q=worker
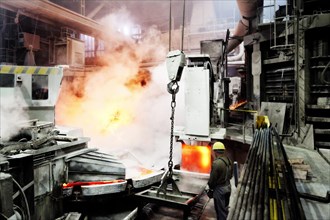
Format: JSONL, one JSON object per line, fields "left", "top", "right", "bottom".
{"left": 207, "top": 141, "right": 233, "bottom": 220}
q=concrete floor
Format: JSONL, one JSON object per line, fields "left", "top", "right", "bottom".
{"left": 285, "top": 145, "right": 330, "bottom": 220}
{"left": 199, "top": 196, "right": 217, "bottom": 220}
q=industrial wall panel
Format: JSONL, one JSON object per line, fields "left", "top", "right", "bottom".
{"left": 184, "top": 67, "right": 210, "bottom": 136}
{"left": 260, "top": 102, "right": 287, "bottom": 134}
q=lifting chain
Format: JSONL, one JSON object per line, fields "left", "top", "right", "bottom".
{"left": 167, "top": 80, "right": 179, "bottom": 175}
{"left": 157, "top": 80, "right": 182, "bottom": 197}
{"left": 168, "top": 92, "right": 176, "bottom": 174}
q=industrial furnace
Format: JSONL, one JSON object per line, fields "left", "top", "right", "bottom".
{"left": 0, "top": 65, "right": 164, "bottom": 219}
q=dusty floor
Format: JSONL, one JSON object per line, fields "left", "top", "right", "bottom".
{"left": 285, "top": 145, "right": 330, "bottom": 220}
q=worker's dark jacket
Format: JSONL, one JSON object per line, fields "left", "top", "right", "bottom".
{"left": 208, "top": 156, "right": 233, "bottom": 189}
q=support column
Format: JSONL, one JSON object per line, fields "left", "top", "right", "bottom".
{"left": 295, "top": 0, "right": 308, "bottom": 141}
{"left": 252, "top": 43, "right": 262, "bottom": 111}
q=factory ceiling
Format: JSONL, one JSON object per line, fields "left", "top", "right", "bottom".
{"left": 50, "top": 0, "right": 192, "bottom": 30}
{"left": 0, "top": 0, "right": 194, "bottom": 38}
{"left": 0, "top": 0, "right": 105, "bottom": 38}
{"left": 1, "top": 0, "right": 243, "bottom": 38}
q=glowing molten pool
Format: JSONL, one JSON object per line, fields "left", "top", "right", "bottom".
{"left": 181, "top": 143, "right": 211, "bottom": 173}
{"left": 62, "top": 179, "right": 125, "bottom": 189}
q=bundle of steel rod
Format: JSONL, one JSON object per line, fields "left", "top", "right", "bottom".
{"left": 228, "top": 127, "right": 306, "bottom": 220}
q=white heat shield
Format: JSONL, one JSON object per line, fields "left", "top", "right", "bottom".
{"left": 184, "top": 67, "right": 210, "bottom": 136}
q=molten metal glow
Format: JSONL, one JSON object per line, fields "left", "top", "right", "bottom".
{"left": 229, "top": 100, "right": 248, "bottom": 110}
{"left": 62, "top": 179, "right": 125, "bottom": 189}
{"left": 181, "top": 143, "right": 211, "bottom": 173}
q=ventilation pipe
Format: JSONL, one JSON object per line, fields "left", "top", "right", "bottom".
{"left": 227, "top": 0, "right": 258, "bottom": 53}
{"left": 228, "top": 42, "right": 244, "bottom": 62}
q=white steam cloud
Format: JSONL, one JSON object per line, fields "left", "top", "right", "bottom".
{"left": 0, "top": 92, "right": 29, "bottom": 141}
{"left": 94, "top": 63, "right": 185, "bottom": 169}
{"left": 56, "top": 7, "right": 185, "bottom": 169}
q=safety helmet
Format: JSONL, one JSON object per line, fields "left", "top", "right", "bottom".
{"left": 212, "top": 142, "right": 225, "bottom": 151}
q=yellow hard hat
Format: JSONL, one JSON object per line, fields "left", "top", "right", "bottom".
{"left": 212, "top": 142, "right": 225, "bottom": 151}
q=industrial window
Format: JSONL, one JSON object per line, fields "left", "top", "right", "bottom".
{"left": 0, "top": 74, "right": 15, "bottom": 87}
{"left": 261, "top": 0, "right": 288, "bottom": 24}
{"left": 32, "top": 75, "right": 48, "bottom": 100}
{"left": 80, "top": 34, "right": 105, "bottom": 58}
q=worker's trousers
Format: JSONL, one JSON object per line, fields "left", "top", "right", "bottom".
{"left": 213, "top": 184, "right": 231, "bottom": 220}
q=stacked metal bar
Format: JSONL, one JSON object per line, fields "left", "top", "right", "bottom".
{"left": 228, "top": 128, "right": 270, "bottom": 220}
{"left": 271, "top": 127, "right": 306, "bottom": 220}
{"left": 228, "top": 127, "right": 306, "bottom": 220}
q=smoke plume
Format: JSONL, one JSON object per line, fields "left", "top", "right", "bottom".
{"left": 56, "top": 7, "right": 184, "bottom": 169}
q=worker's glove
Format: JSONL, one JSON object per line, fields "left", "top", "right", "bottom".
{"left": 205, "top": 185, "right": 213, "bottom": 198}
{"left": 206, "top": 189, "right": 214, "bottom": 198}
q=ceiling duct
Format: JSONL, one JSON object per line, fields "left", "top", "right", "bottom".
{"left": 227, "top": 0, "right": 259, "bottom": 53}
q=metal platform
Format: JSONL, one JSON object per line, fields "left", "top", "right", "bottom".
{"left": 134, "top": 169, "right": 209, "bottom": 219}
{"left": 136, "top": 186, "right": 200, "bottom": 219}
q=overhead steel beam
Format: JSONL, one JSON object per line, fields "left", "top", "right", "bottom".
{"left": 86, "top": 1, "right": 106, "bottom": 19}
{"left": 0, "top": 0, "right": 105, "bottom": 38}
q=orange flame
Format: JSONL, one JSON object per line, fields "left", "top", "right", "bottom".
{"left": 101, "top": 110, "right": 133, "bottom": 134}
{"left": 229, "top": 100, "right": 248, "bottom": 110}
{"left": 55, "top": 67, "right": 150, "bottom": 137}
{"left": 55, "top": 17, "right": 167, "bottom": 154}
{"left": 181, "top": 143, "right": 211, "bottom": 173}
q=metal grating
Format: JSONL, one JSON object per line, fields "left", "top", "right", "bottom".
{"left": 264, "top": 67, "right": 295, "bottom": 103}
